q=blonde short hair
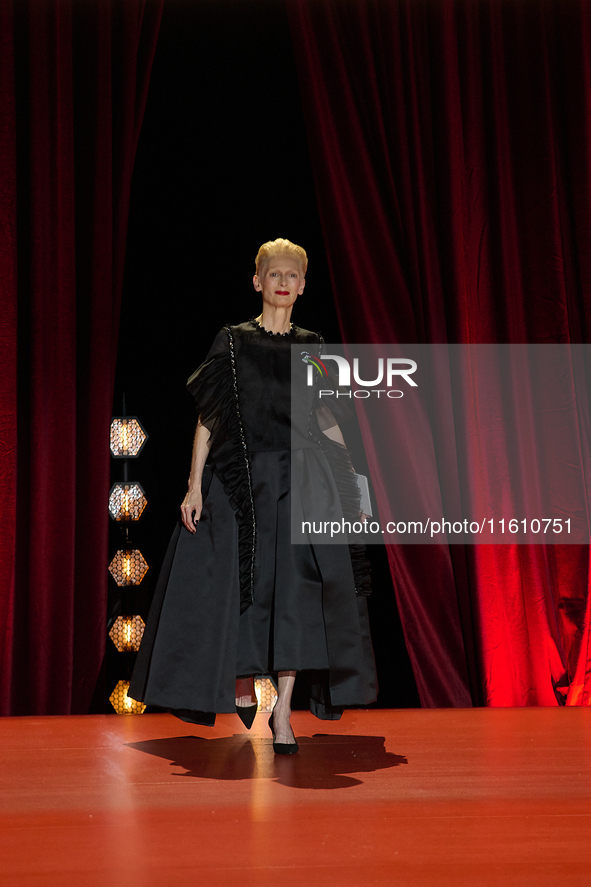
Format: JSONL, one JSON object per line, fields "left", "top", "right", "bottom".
{"left": 255, "top": 238, "right": 308, "bottom": 278}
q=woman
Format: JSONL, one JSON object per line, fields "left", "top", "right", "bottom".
{"left": 129, "top": 238, "right": 377, "bottom": 753}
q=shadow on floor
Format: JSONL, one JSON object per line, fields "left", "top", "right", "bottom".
{"left": 126, "top": 732, "right": 407, "bottom": 789}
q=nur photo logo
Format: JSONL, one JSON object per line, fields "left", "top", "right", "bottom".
{"left": 301, "top": 350, "right": 418, "bottom": 399}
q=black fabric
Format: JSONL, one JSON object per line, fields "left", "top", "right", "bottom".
{"left": 129, "top": 320, "right": 377, "bottom": 722}
{"left": 236, "top": 450, "right": 330, "bottom": 674}
{"left": 188, "top": 321, "right": 319, "bottom": 451}
{"left": 186, "top": 321, "right": 366, "bottom": 608}
{"left": 308, "top": 335, "right": 363, "bottom": 525}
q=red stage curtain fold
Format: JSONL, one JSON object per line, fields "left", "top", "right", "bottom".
{"left": 0, "top": 0, "right": 18, "bottom": 709}
{"left": 0, "top": 0, "right": 162, "bottom": 715}
{"left": 287, "top": 0, "right": 591, "bottom": 706}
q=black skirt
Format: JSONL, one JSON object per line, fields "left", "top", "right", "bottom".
{"left": 129, "top": 449, "right": 377, "bottom": 723}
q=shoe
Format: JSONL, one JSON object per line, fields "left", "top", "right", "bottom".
{"left": 268, "top": 712, "right": 298, "bottom": 755}
{"left": 236, "top": 702, "right": 257, "bottom": 730}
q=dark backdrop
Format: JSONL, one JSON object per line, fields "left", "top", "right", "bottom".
{"left": 112, "top": 0, "right": 420, "bottom": 709}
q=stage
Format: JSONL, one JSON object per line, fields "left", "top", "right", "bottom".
{"left": 1, "top": 708, "right": 589, "bottom": 885}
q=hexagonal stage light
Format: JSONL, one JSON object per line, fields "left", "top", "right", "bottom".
{"left": 110, "top": 417, "right": 147, "bottom": 458}
{"left": 109, "top": 615, "right": 146, "bottom": 652}
{"left": 108, "top": 482, "right": 148, "bottom": 522}
{"left": 109, "top": 680, "right": 146, "bottom": 714}
{"left": 254, "top": 677, "right": 278, "bottom": 712}
{"left": 108, "top": 549, "right": 149, "bottom": 586}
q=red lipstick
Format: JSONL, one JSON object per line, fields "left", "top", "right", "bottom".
{"left": 275, "top": 290, "right": 290, "bottom": 295}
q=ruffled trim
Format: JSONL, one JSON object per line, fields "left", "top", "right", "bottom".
{"left": 307, "top": 338, "right": 372, "bottom": 597}
{"left": 310, "top": 423, "right": 372, "bottom": 596}
{"left": 249, "top": 316, "right": 295, "bottom": 337}
{"left": 186, "top": 329, "right": 256, "bottom": 614}
{"left": 316, "top": 433, "right": 361, "bottom": 522}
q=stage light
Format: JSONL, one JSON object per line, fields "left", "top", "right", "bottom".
{"left": 108, "top": 483, "right": 148, "bottom": 522}
{"left": 108, "top": 549, "right": 149, "bottom": 586}
{"left": 109, "top": 680, "right": 146, "bottom": 714}
{"left": 109, "top": 615, "right": 145, "bottom": 653}
{"left": 110, "top": 417, "right": 147, "bottom": 458}
{"left": 254, "top": 677, "right": 278, "bottom": 712}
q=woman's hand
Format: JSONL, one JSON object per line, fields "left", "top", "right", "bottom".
{"left": 181, "top": 488, "right": 202, "bottom": 533}
{"left": 182, "top": 420, "right": 211, "bottom": 533}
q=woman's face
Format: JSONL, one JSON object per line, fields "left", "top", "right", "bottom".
{"left": 253, "top": 253, "right": 306, "bottom": 309}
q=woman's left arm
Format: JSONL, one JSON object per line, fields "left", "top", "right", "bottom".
{"left": 322, "top": 423, "right": 347, "bottom": 448}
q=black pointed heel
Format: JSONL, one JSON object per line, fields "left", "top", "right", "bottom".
{"left": 236, "top": 703, "right": 257, "bottom": 730}
{"left": 268, "top": 712, "right": 298, "bottom": 755}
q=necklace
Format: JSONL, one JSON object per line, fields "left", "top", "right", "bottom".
{"left": 250, "top": 316, "right": 294, "bottom": 337}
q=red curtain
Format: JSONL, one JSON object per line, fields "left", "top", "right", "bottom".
{"left": 0, "top": 0, "right": 162, "bottom": 715}
{"left": 287, "top": 0, "right": 591, "bottom": 706}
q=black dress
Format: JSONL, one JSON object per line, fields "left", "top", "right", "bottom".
{"left": 129, "top": 320, "right": 377, "bottom": 724}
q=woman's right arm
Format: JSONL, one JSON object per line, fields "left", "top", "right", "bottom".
{"left": 180, "top": 419, "right": 211, "bottom": 533}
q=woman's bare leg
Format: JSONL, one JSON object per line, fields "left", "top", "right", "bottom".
{"left": 235, "top": 676, "right": 256, "bottom": 707}
{"left": 271, "top": 670, "right": 296, "bottom": 743}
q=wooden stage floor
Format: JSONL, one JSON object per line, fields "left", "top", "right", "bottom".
{"left": 1, "top": 708, "right": 590, "bottom": 886}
